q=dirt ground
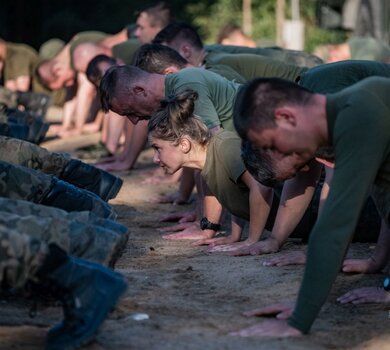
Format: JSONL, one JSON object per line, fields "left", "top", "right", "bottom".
{"left": 1, "top": 133, "right": 390, "bottom": 350}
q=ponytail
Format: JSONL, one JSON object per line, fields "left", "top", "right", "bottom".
{"left": 149, "top": 89, "right": 211, "bottom": 146}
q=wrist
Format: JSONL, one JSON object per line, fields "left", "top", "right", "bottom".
{"left": 269, "top": 235, "right": 283, "bottom": 248}
{"left": 200, "top": 217, "right": 221, "bottom": 231}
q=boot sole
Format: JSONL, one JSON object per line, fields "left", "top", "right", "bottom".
{"left": 46, "top": 278, "right": 128, "bottom": 350}
{"left": 103, "top": 176, "right": 123, "bottom": 201}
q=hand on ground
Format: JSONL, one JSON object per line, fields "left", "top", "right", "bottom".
{"left": 262, "top": 250, "right": 306, "bottom": 267}
{"left": 207, "top": 240, "right": 254, "bottom": 253}
{"left": 192, "top": 235, "right": 238, "bottom": 247}
{"left": 242, "top": 302, "right": 294, "bottom": 319}
{"left": 159, "top": 210, "right": 197, "bottom": 223}
{"left": 342, "top": 258, "right": 380, "bottom": 274}
{"left": 229, "top": 319, "right": 302, "bottom": 337}
{"left": 159, "top": 223, "right": 213, "bottom": 240}
{"left": 337, "top": 287, "right": 390, "bottom": 304}
{"left": 232, "top": 238, "right": 280, "bottom": 256}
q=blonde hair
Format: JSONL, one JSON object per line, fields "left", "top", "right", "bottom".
{"left": 148, "top": 89, "right": 211, "bottom": 146}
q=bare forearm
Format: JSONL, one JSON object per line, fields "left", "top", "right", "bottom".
{"left": 271, "top": 162, "right": 322, "bottom": 246}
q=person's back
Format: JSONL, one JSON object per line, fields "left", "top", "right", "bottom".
{"left": 205, "top": 44, "right": 323, "bottom": 68}
{"left": 348, "top": 36, "right": 390, "bottom": 62}
{"left": 205, "top": 52, "right": 308, "bottom": 82}
{"left": 165, "top": 67, "right": 241, "bottom": 131}
{"left": 299, "top": 60, "right": 390, "bottom": 93}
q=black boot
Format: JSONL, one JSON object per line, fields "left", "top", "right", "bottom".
{"left": 41, "top": 179, "right": 117, "bottom": 220}
{"left": 36, "top": 244, "right": 127, "bottom": 350}
{"left": 16, "top": 91, "right": 52, "bottom": 117}
{"left": 0, "top": 122, "right": 29, "bottom": 140}
{"left": 60, "top": 159, "right": 123, "bottom": 201}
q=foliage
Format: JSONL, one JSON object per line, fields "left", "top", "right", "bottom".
{"left": 0, "top": 0, "right": 348, "bottom": 53}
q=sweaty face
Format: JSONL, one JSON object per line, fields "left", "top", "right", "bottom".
{"left": 149, "top": 135, "right": 184, "bottom": 175}
{"left": 134, "top": 13, "right": 161, "bottom": 44}
{"left": 110, "top": 93, "right": 156, "bottom": 124}
{"left": 271, "top": 152, "right": 310, "bottom": 181}
{"left": 247, "top": 125, "right": 315, "bottom": 167}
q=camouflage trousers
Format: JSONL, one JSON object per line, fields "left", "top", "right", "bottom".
{"left": 0, "top": 160, "right": 53, "bottom": 202}
{"left": 0, "top": 198, "right": 129, "bottom": 289}
{"left": 0, "top": 136, "right": 70, "bottom": 177}
{"left": 0, "top": 225, "right": 48, "bottom": 289}
{"left": 0, "top": 87, "right": 17, "bottom": 108}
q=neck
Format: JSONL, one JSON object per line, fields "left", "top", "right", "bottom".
{"left": 149, "top": 73, "right": 166, "bottom": 104}
{"left": 184, "top": 144, "right": 208, "bottom": 170}
{"left": 309, "top": 94, "right": 329, "bottom": 147}
{"left": 191, "top": 48, "right": 206, "bottom": 66}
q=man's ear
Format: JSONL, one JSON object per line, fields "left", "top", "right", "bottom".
{"left": 274, "top": 107, "right": 296, "bottom": 127}
{"left": 180, "top": 137, "right": 191, "bottom": 153}
{"left": 133, "top": 85, "right": 146, "bottom": 95}
{"left": 179, "top": 44, "right": 192, "bottom": 60}
{"left": 163, "top": 66, "right": 180, "bottom": 75}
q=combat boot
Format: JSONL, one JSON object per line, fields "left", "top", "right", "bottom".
{"left": 16, "top": 91, "right": 52, "bottom": 117}
{"left": 0, "top": 122, "right": 29, "bottom": 140}
{"left": 60, "top": 159, "right": 123, "bottom": 201}
{"left": 36, "top": 244, "right": 127, "bottom": 350}
{"left": 41, "top": 179, "right": 117, "bottom": 220}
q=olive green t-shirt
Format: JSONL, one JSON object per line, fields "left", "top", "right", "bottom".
{"left": 112, "top": 39, "right": 142, "bottom": 65}
{"left": 165, "top": 67, "right": 241, "bottom": 131}
{"left": 348, "top": 36, "right": 390, "bottom": 62}
{"left": 289, "top": 77, "right": 390, "bottom": 334}
{"left": 201, "top": 131, "right": 249, "bottom": 220}
{"left": 3, "top": 42, "right": 38, "bottom": 82}
{"left": 206, "top": 64, "right": 247, "bottom": 84}
{"left": 205, "top": 52, "right": 308, "bottom": 82}
{"left": 205, "top": 44, "right": 323, "bottom": 67}
{"left": 299, "top": 60, "right": 390, "bottom": 93}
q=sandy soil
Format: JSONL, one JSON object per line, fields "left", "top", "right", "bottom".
{"left": 0, "top": 133, "right": 389, "bottom": 350}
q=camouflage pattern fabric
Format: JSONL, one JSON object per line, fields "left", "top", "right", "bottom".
{"left": 0, "top": 136, "right": 70, "bottom": 176}
{"left": 0, "top": 87, "right": 17, "bottom": 107}
{"left": 0, "top": 197, "right": 119, "bottom": 229}
{"left": 0, "top": 160, "right": 53, "bottom": 202}
{"left": 0, "top": 211, "right": 128, "bottom": 268}
{"left": 0, "top": 225, "right": 48, "bottom": 289}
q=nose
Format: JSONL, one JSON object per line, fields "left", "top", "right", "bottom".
{"left": 153, "top": 152, "right": 160, "bottom": 164}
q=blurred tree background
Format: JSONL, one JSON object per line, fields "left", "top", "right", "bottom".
{"left": 0, "top": 0, "right": 347, "bottom": 52}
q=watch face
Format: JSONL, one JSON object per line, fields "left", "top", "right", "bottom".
{"left": 384, "top": 277, "right": 390, "bottom": 291}
{"left": 200, "top": 217, "right": 208, "bottom": 230}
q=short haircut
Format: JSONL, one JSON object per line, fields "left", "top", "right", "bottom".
{"left": 217, "top": 23, "right": 242, "bottom": 44}
{"left": 136, "top": 2, "right": 173, "bottom": 28}
{"left": 153, "top": 21, "right": 203, "bottom": 50}
{"left": 99, "top": 65, "right": 146, "bottom": 112}
{"left": 133, "top": 43, "right": 188, "bottom": 73}
{"left": 233, "top": 77, "right": 313, "bottom": 139}
{"left": 241, "top": 140, "right": 277, "bottom": 187}
{"left": 86, "top": 55, "right": 117, "bottom": 87}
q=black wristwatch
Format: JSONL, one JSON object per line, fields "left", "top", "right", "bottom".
{"left": 384, "top": 276, "right": 390, "bottom": 291}
{"left": 199, "top": 217, "right": 221, "bottom": 231}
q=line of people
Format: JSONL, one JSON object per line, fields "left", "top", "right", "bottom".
{"left": 2, "top": 1, "right": 390, "bottom": 345}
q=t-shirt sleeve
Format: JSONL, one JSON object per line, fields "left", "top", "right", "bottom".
{"left": 288, "top": 100, "right": 390, "bottom": 333}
